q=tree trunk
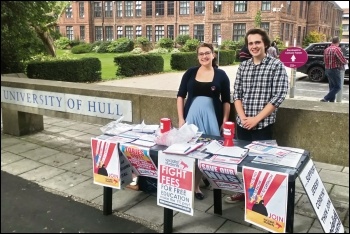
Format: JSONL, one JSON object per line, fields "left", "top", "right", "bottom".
{"left": 33, "top": 25, "right": 56, "bottom": 57}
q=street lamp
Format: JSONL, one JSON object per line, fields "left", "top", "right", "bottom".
{"left": 217, "top": 35, "right": 222, "bottom": 66}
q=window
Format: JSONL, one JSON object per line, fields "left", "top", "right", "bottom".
{"left": 299, "top": 1, "right": 303, "bottom": 18}
{"left": 105, "top": 1, "right": 113, "bottom": 17}
{"left": 280, "top": 23, "right": 284, "bottom": 41}
{"left": 94, "top": 2, "right": 102, "bottom": 17}
{"left": 125, "top": 1, "right": 133, "bottom": 17}
{"left": 194, "top": 24, "right": 204, "bottom": 42}
{"left": 179, "top": 1, "right": 190, "bottom": 15}
{"left": 261, "top": 22, "right": 270, "bottom": 35}
{"left": 286, "top": 1, "right": 291, "bottom": 14}
{"left": 136, "top": 1, "right": 142, "bottom": 16}
{"left": 167, "top": 25, "right": 174, "bottom": 39}
{"left": 106, "top": 26, "right": 113, "bottom": 41}
{"left": 194, "top": 1, "right": 205, "bottom": 15}
{"left": 79, "top": 2, "right": 84, "bottom": 18}
{"left": 117, "top": 26, "right": 123, "bottom": 39}
{"left": 179, "top": 25, "right": 189, "bottom": 35}
{"left": 343, "top": 24, "right": 349, "bottom": 32}
{"left": 66, "top": 5, "right": 73, "bottom": 18}
{"left": 167, "top": 1, "right": 174, "bottom": 15}
{"left": 261, "top": 1, "right": 271, "bottom": 11}
{"left": 95, "top": 26, "right": 103, "bottom": 41}
{"left": 234, "top": 1, "right": 247, "bottom": 12}
{"left": 66, "top": 26, "right": 73, "bottom": 40}
{"left": 212, "top": 24, "right": 221, "bottom": 43}
{"left": 213, "top": 1, "right": 222, "bottom": 13}
{"left": 146, "top": 25, "right": 153, "bottom": 41}
{"left": 136, "top": 25, "right": 142, "bottom": 37}
{"left": 125, "top": 26, "right": 133, "bottom": 40}
{"left": 116, "top": 1, "right": 123, "bottom": 17}
{"left": 307, "top": 44, "right": 328, "bottom": 55}
{"left": 155, "top": 25, "right": 164, "bottom": 42}
{"left": 146, "top": 1, "right": 152, "bottom": 16}
{"left": 285, "top": 23, "right": 290, "bottom": 43}
{"left": 80, "top": 26, "right": 85, "bottom": 41}
{"left": 297, "top": 26, "right": 301, "bottom": 45}
{"left": 155, "top": 1, "right": 164, "bottom": 16}
{"left": 233, "top": 23, "right": 245, "bottom": 41}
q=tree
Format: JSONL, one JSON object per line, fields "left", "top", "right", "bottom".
{"left": 1, "top": 1, "right": 67, "bottom": 73}
{"left": 302, "top": 30, "right": 326, "bottom": 47}
{"left": 254, "top": 10, "right": 262, "bottom": 28}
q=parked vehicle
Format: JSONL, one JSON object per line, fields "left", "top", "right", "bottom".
{"left": 297, "top": 42, "right": 349, "bottom": 82}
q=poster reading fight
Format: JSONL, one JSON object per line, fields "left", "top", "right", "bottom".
{"left": 243, "top": 166, "right": 288, "bottom": 233}
{"left": 157, "top": 152, "right": 195, "bottom": 216}
{"left": 119, "top": 143, "right": 158, "bottom": 179}
{"left": 91, "top": 136, "right": 132, "bottom": 189}
{"left": 299, "top": 159, "right": 344, "bottom": 233}
{"left": 198, "top": 160, "right": 243, "bottom": 192}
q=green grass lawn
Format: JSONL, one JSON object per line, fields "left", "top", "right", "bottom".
{"left": 57, "top": 49, "right": 173, "bottom": 80}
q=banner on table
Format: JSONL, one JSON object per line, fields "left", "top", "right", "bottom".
{"left": 243, "top": 166, "right": 288, "bottom": 233}
{"left": 157, "top": 151, "right": 195, "bottom": 216}
{"left": 91, "top": 135, "right": 133, "bottom": 189}
{"left": 119, "top": 143, "right": 158, "bottom": 179}
{"left": 198, "top": 160, "right": 243, "bottom": 192}
{"left": 299, "top": 159, "right": 344, "bottom": 233}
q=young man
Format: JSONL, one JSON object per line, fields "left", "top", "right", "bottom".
{"left": 320, "top": 36, "right": 348, "bottom": 102}
{"left": 225, "top": 28, "right": 289, "bottom": 204}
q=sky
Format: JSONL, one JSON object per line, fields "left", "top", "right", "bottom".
{"left": 335, "top": 1, "right": 349, "bottom": 9}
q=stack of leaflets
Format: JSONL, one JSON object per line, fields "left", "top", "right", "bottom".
{"left": 163, "top": 142, "right": 204, "bottom": 155}
{"left": 132, "top": 121, "right": 159, "bottom": 133}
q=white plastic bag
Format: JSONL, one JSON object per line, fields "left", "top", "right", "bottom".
{"left": 100, "top": 116, "right": 133, "bottom": 135}
{"left": 154, "top": 123, "right": 198, "bottom": 146}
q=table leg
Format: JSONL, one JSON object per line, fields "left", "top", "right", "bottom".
{"left": 286, "top": 181, "right": 295, "bottom": 233}
{"left": 213, "top": 189, "right": 222, "bottom": 215}
{"left": 103, "top": 186, "right": 113, "bottom": 215}
{"left": 163, "top": 208, "right": 173, "bottom": 233}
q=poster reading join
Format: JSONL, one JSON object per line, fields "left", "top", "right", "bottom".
{"left": 157, "top": 152, "right": 195, "bottom": 216}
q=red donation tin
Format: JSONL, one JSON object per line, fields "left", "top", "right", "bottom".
{"left": 160, "top": 118, "right": 171, "bottom": 133}
{"left": 223, "top": 121, "right": 235, "bottom": 146}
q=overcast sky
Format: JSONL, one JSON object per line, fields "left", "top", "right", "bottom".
{"left": 335, "top": 1, "right": 349, "bottom": 9}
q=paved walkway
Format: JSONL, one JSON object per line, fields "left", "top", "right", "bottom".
{"left": 1, "top": 115, "right": 349, "bottom": 233}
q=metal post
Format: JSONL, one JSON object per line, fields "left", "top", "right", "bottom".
{"left": 336, "top": 69, "right": 345, "bottom": 102}
{"left": 289, "top": 68, "right": 296, "bottom": 98}
{"left": 217, "top": 35, "right": 222, "bottom": 66}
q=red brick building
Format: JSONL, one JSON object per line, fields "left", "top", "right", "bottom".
{"left": 57, "top": 1, "right": 344, "bottom": 47}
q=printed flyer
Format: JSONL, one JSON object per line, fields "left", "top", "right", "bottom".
{"left": 243, "top": 166, "right": 288, "bottom": 233}
{"left": 299, "top": 159, "right": 344, "bottom": 233}
{"left": 198, "top": 160, "right": 243, "bottom": 192}
{"left": 119, "top": 143, "right": 158, "bottom": 179}
{"left": 157, "top": 151, "right": 195, "bottom": 216}
{"left": 91, "top": 136, "right": 133, "bottom": 189}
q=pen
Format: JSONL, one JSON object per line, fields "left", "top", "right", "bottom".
{"left": 184, "top": 146, "right": 191, "bottom": 153}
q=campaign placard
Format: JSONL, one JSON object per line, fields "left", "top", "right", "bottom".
{"left": 91, "top": 136, "right": 133, "bottom": 189}
{"left": 299, "top": 159, "right": 344, "bottom": 233}
{"left": 198, "top": 160, "right": 243, "bottom": 192}
{"left": 243, "top": 166, "right": 288, "bottom": 233}
{"left": 119, "top": 143, "right": 158, "bottom": 179}
{"left": 157, "top": 152, "right": 195, "bottom": 216}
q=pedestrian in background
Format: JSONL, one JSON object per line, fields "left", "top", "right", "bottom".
{"left": 267, "top": 41, "right": 278, "bottom": 58}
{"left": 239, "top": 44, "right": 252, "bottom": 62}
{"left": 177, "top": 42, "right": 231, "bottom": 200}
{"left": 225, "top": 28, "right": 289, "bottom": 204}
{"left": 320, "top": 36, "right": 348, "bottom": 102}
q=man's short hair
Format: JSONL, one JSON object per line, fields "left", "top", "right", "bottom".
{"left": 332, "top": 37, "right": 340, "bottom": 44}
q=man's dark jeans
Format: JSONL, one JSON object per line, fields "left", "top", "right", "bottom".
{"left": 324, "top": 68, "right": 342, "bottom": 102}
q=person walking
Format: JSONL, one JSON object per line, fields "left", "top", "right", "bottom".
{"left": 177, "top": 42, "right": 231, "bottom": 200}
{"left": 239, "top": 44, "right": 252, "bottom": 62}
{"left": 267, "top": 41, "right": 278, "bottom": 58}
{"left": 225, "top": 28, "right": 289, "bottom": 204}
{"left": 320, "top": 36, "right": 348, "bottom": 102}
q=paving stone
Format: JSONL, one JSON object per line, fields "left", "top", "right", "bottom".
{"left": 58, "top": 129, "right": 87, "bottom": 138}
{"left": 318, "top": 169, "right": 349, "bottom": 187}
{"left": 59, "top": 158, "right": 93, "bottom": 174}
{"left": 38, "top": 171, "right": 90, "bottom": 191}
{"left": 314, "top": 161, "right": 344, "bottom": 172}
{"left": 19, "top": 146, "right": 60, "bottom": 161}
{"left": 64, "top": 179, "right": 103, "bottom": 201}
{"left": 19, "top": 164, "right": 66, "bottom": 182}
{"left": 1, "top": 137, "right": 25, "bottom": 148}
{"left": 38, "top": 152, "right": 79, "bottom": 167}
{"left": 215, "top": 220, "right": 265, "bottom": 233}
{"left": 1, "top": 158, "right": 43, "bottom": 175}
{"left": 1, "top": 152, "right": 25, "bottom": 166}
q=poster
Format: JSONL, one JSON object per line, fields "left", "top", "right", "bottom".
{"left": 119, "top": 143, "right": 158, "bottom": 179}
{"left": 157, "top": 152, "right": 195, "bottom": 216}
{"left": 91, "top": 136, "right": 133, "bottom": 189}
{"left": 243, "top": 166, "right": 288, "bottom": 233}
{"left": 299, "top": 159, "right": 344, "bottom": 233}
{"left": 198, "top": 160, "right": 243, "bottom": 192}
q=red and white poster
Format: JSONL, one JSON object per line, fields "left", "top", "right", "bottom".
{"left": 157, "top": 151, "right": 195, "bottom": 216}
{"left": 198, "top": 160, "right": 243, "bottom": 192}
{"left": 119, "top": 143, "right": 158, "bottom": 179}
{"left": 91, "top": 136, "right": 133, "bottom": 189}
{"left": 243, "top": 166, "right": 288, "bottom": 233}
{"left": 299, "top": 159, "right": 344, "bottom": 233}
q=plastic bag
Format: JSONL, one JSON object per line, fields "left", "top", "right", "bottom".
{"left": 154, "top": 123, "right": 198, "bottom": 146}
{"left": 100, "top": 116, "right": 133, "bottom": 135}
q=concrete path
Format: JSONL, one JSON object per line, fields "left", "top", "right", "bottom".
{"left": 1, "top": 115, "right": 349, "bottom": 233}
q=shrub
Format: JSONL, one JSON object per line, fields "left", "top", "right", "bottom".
{"left": 181, "top": 39, "right": 200, "bottom": 52}
{"left": 148, "top": 48, "right": 169, "bottom": 54}
{"left": 135, "top": 36, "right": 152, "bottom": 51}
{"left": 175, "top": 35, "right": 191, "bottom": 46}
{"left": 130, "top": 47, "right": 144, "bottom": 54}
{"left": 107, "top": 37, "right": 134, "bottom": 53}
{"left": 157, "top": 38, "right": 174, "bottom": 50}
{"left": 94, "top": 41, "right": 111, "bottom": 53}
{"left": 303, "top": 31, "right": 326, "bottom": 47}
{"left": 54, "top": 37, "right": 71, "bottom": 50}
{"left": 71, "top": 43, "right": 93, "bottom": 54}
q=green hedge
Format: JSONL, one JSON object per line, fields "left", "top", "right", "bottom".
{"left": 114, "top": 54, "right": 164, "bottom": 77}
{"left": 26, "top": 57, "right": 101, "bottom": 82}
